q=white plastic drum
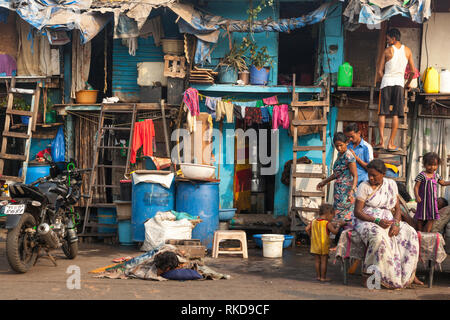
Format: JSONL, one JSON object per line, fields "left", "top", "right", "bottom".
{"left": 261, "top": 234, "right": 285, "bottom": 258}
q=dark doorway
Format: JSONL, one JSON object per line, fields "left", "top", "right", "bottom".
{"left": 278, "top": 2, "right": 321, "bottom": 86}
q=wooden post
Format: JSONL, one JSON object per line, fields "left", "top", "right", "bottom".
{"left": 160, "top": 99, "right": 174, "bottom": 172}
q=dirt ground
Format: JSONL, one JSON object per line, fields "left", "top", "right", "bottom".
{"left": 0, "top": 229, "right": 449, "bottom": 301}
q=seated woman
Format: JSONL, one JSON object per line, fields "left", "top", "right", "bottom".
{"left": 354, "top": 159, "right": 422, "bottom": 289}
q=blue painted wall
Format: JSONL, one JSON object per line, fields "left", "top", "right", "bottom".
{"left": 204, "top": 0, "right": 279, "bottom": 85}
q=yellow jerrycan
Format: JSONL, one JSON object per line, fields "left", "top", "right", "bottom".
{"left": 423, "top": 67, "right": 439, "bottom": 93}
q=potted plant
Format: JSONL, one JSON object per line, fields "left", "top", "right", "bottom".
{"left": 217, "top": 41, "right": 248, "bottom": 84}
{"left": 44, "top": 97, "right": 56, "bottom": 124}
{"left": 14, "top": 97, "right": 31, "bottom": 124}
{"left": 241, "top": 37, "right": 273, "bottom": 85}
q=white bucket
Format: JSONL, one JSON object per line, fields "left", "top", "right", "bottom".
{"left": 261, "top": 234, "right": 285, "bottom": 258}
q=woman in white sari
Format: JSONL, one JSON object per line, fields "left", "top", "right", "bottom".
{"left": 354, "top": 159, "right": 420, "bottom": 289}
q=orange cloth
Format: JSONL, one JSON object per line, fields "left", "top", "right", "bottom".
{"left": 130, "top": 119, "right": 155, "bottom": 164}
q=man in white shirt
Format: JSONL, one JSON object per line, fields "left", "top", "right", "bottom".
{"left": 375, "top": 28, "right": 415, "bottom": 152}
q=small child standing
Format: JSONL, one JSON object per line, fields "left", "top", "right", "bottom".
{"left": 414, "top": 152, "right": 450, "bottom": 232}
{"left": 305, "top": 204, "right": 345, "bottom": 282}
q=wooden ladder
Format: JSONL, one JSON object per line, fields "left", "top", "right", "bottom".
{"left": 80, "top": 103, "right": 137, "bottom": 240}
{"left": 368, "top": 87, "right": 408, "bottom": 182}
{"left": 288, "top": 75, "right": 330, "bottom": 237}
{"left": 0, "top": 77, "right": 40, "bottom": 184}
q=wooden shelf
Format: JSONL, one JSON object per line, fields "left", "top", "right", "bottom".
{"left": 191, "top": 84, "right": 324, "bottom": 94}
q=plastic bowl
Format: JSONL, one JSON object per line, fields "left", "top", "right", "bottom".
{"left": 253, "top": 234, "right": 294, "bottom": 249}
{"left": 219, "top": 208, "right": 237, "bottom": 221}
{"left": 180, "top": 163, "right": 216, "bottom": 180}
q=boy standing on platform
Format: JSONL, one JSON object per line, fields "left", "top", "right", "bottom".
{"left": 344, "top": 123, "right": 373, "bottom": 186}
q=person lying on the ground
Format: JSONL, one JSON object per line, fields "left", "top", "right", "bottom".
{"left": 154, "top": 251, "right": 202, "bottom": 280}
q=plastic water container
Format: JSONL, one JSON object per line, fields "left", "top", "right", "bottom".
{"left": 440, "top": 69, "right": 450, "bottom": 93}
{"left": 261, "top": 234, "right": 285, "bottom": 258}
{"left": 98, "top": 208, "right": 117, "bottom": 234}
{"left": 337, "top": 62, "right": 353, "bottom": 87}
{"left": 118, "top": 220, "right": 134, "bottom": 246}
{"left": 19, "top": 164, "right": 51, "bottom": 184}
{"left": 218, "top": 65, "right": 238, "bottom": 84}
{"left": 250, "top": 65, "right": 270, "bottom": 85}
{"left": 423, "top": 67, "right": 439, "bottom": 93}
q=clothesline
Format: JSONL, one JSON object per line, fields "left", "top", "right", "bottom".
{"left": 183, "top": 88, "right": 290, "bottom": 130}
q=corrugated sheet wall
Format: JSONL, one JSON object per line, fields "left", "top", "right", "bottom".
{"left": 112, "top": 37, "right": 164, "bottom": 102}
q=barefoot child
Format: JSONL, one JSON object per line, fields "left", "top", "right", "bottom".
{"left": 414, "top": 152, "right": 450, "bottom": 232}
{"left": 305, "top": 204, "right": 346, "bottom": 282}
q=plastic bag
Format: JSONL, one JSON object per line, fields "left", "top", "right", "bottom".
{"left": 140, "top": 211, "right": 194, "bottom": 252}
{"left": 51, "top": 126, "right": 65, "bottom": 162}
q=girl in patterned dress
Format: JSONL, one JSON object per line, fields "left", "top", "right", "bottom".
{"left": 317, "top": 132, "right": 358, "bottom": 227}
{"left": 414, "top": 152, "right": 450, "bottom": 232}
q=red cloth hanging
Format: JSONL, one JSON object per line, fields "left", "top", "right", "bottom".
{"left": 130, "top": 119, "right": 155, "bottom": 164}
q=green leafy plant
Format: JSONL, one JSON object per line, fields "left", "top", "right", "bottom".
{"left": 241, "top": 37, "right": 273, "bottom": 69}
{"left": 217, "top": 41, "right": 248, "bottom": 72}
{"left": 247, "top": 0, "right": 274, "bottom": 27}
{"left": 14, "top": 97, "right": 30, "bottom": 111}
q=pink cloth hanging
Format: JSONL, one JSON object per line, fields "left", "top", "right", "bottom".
{"left": 183, "top": 88, "right": 200, "bottom": 116}
{"left": 263, "top": 96, "right": 279, "bottom": 105}
{"left": 272, "top": 104, "right": 289, "bottom": 130}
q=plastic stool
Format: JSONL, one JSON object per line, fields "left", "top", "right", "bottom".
{"left": 212, "top": 230, "right": 248, "bottom": 258}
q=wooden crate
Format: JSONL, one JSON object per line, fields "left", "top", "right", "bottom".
{"left": 164, "top": 55, "right": 186, "bottom": 79}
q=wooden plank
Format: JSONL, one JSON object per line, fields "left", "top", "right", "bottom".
{"left": 0, "top": 153, "right": 26, "bottom": 161}
{"left": 293, "top": 172, "right": 326, "bottom": 179}
{"left": 368, "top": 122, "right": 408, "bottom": 129}
{"left": 293, "top": 146, "right": 325, "bottom": 152}
{"left": 9, "top": 88, "right": 35, "bottom": 95}
{"left": 291, "top": 100, "right": 329, "bottom": 107}
{"left": 292, "top": 206, "right": 320, "bottom": 213}
{"left": 293, "top": 191, "right": 325, "bottom": 197}
{"left": 2, "top": 132, "right": 30, "bottom": 139}
{"left": 291, "top": 119, "right": 327, "bottom": 126}
{"left": 6, "top": 110, "right": 33, "bottom": 117}
{"left": 0, "top": 175, "right": 24, "bottom": 182}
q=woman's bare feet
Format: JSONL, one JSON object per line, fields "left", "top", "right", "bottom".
{"left": 320, "top": 278, "right": 331, "bottom": 282}
{"left": 413, "top": 276, "right": 424, "bottom": 286}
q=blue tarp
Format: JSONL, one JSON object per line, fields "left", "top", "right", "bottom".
{"left": 343, "top": 0, "right": 431, "bottom": 30}
{"left": 0, "top": 0, "right": 108, "bottom": 43}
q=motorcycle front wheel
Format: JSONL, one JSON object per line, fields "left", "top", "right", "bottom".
{"left": 6, "top": 213, "right": 38, "bottom": 273}
{"left": 62, "top": 239, "right": 78, "bottom": 259}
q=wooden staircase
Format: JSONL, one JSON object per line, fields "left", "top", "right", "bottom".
{"left": 0, "top": 77, "right": 40, "bottom": 185}
{"left": 289, "top": 76, "right": 330, "bottom": 239}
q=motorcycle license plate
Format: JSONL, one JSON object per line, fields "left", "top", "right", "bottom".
{"left": 4, "top": 204, "right": 25, "bottom": 215}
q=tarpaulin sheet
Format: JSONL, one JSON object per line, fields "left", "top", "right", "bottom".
{"left": 0, "top": 0, "right": 107, "bottom": 43}
{"left": 343, "top": 0, "right": 431, "bottom": 30}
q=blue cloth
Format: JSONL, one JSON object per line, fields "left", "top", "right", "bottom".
{"left": 348, "top": 138, "right": 373, "bottom": 185}
{"left": 260, "top": 107, "right": 270, "bottom": 123}
{"left": 161, "top": 268, "right": 203, "bottom": 280}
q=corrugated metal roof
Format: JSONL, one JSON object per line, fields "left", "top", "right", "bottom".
{"left": 112, "top": 37, "right": 164, "bottom": 102}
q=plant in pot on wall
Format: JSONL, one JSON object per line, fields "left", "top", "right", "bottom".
{"left": 217, "top": 42, "right": 248, "bottom": 84}
{"left": 14, "top": 97, "right": 32, "bottom": 124}
{"left": 242, "top": 37, "right": 273, "bottom": 85}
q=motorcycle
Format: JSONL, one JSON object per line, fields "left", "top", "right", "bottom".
{"left": 1, "top": 157, "right": 90, "bottom": 273}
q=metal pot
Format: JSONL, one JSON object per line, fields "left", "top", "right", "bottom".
{"left": 251, "top": 177, "right": 265, "bottom": 192}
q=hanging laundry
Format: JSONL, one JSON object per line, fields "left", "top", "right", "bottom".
{"left": 183, "top": 88, "right": 200, "bottom": 116}
{"left": 234, "top": 104, "right": 243, "bottom": 120}
{"left": 266, "top": 105, "right": 274, "bottom": 118}
{"left": 260, "top": 107, "right": 270, "bottom": 123}
{"left": 263, "top": 96, "right": 279, "bottom": 105}
{"left": 130, "top": 119, "right": 155, "bottom": 164}
{"left": 0, "top": 54, "right": 17, "bottom": 76}
{"left": 255, "top": 100, "right": 264, "bottom": 108}
{"left": 272, "top": 104, "right": 290, "bottom": 130}
{"left": 205, "top": 96, "right": 221, "bottom": 119}
{"left": 244, "top": 107, "right": 262, "bottom": 127}
{"left": 216, "top": 100, "right": 234, "bottom": 123}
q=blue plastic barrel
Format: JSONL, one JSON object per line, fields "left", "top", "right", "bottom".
{"left": 19, "top": 164, "right": 51, "bottom": 184}
{"left": 118, "top": 220, "right": 134, "bottom": 245}
{"left": 176, "top": 181, "right": 219, "bottom": 249}
{"left": 131, "top": 176, "right": 175, "bottom": 242}
{"left": 98, "top": 208, "right": 117, "bottom": 234}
